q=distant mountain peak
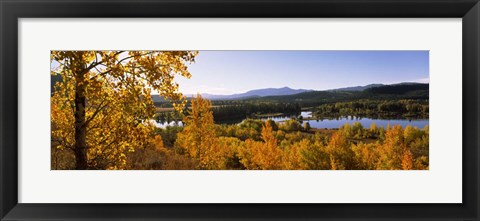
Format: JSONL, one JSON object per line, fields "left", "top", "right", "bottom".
{"left": 195, "top": 87, "right": 313, "bottom": 100}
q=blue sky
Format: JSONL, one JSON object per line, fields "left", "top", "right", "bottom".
{"left": 176, "top": 50, "right": 429, "bottom": 95}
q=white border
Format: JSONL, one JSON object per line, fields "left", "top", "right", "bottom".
{"left": 18, "top": 18, "right": 462, "bottom": 203}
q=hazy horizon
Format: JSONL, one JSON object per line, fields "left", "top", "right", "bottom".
{"left": 171, "top": 82, "right": 428, "bottom": 96}
{"left": 175, "top": 50, "right": 429, "bottom": 95}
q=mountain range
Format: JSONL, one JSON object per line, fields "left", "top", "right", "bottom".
{"left": 151, "top": 82, "right": 427, "bottom": 102}
{"left": 50, "top": 76, "right": 426, "bottom": 102}
{"left": 187, "top": 87, "right": 313, "bottom": 100}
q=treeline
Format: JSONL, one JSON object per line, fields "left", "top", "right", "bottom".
{"left": 364, "top": 83, "right": 428, "bottom": 95}
{"left": 153, "top": 83, "right": 429, "bottom": 109}
{"left": 211, "top": 102, "right": 300, "bottom": 123}
{"left": 253, "top": 83, "right": 429, "bottom": 106}
{"left": 155, "top": 111, "right": 183, "bottom": 124}
{"left": 313, "top": 99, "right": 429, "bottom": 119}
{"left": 155, "top": 102, "right": 301, "bottom": 124}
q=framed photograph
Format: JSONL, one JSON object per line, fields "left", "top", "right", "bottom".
{"left": 1, "top": 0, "right": 479, "bottom": 220}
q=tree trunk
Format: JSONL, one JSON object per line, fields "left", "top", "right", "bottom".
{"left": 74, "top": 71, "right": 88, "bottom": 170}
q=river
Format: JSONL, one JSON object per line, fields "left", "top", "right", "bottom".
{"left": 260, "top": 111, "right": 429, "bottom": 129}
{"left": 153, "top": 111, "right": 429, "bottom": 129}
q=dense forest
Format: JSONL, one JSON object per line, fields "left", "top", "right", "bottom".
{"left": 313, "top": 99, "right": 429, "bottom": 119}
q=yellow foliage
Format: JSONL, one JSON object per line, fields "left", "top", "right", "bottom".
{"left": 325, "top": 131, "right": 354, "bottom": 170}
{"left": 401, "top": 149, "right": 414, "bottom": 170}
{"left": 175, "top": 95, "right": 220, "bottom": 169}
{"left": 282, "top": 139, "right": 311, "bottom": 170}
{"left": 238, "top": 121, "right": 282, "bottom": 170}
{"left": 51, "top": 51, "right": 197, "bottom": 169}
{"left": 351, "top": 143, "right": 379, "bottom": 170}
{"left": 376, "top": 125, "right": 405, "bottom": 170}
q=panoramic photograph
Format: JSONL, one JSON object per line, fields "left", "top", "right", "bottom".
{"left": 51, "top": 50, "right": 429, "bottom": 170}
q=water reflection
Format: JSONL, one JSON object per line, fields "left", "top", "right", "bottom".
{"left": 257, "top": 112, "right": 429, "bottom": 129}
{"left": 152, "top": 111, "right": 429, "bottom": 129}
{"left": 151, "top": 120, "right": 184, "bottom": 128}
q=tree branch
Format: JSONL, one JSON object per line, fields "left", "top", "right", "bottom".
{"left": 84, "top": 100, "right": 110, "bottom": 127}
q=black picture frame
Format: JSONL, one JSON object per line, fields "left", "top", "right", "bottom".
{"left": 1, "top": 0, "right": 479, "bottom": 220}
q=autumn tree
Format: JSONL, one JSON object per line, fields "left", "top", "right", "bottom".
{"left": 401, "top": 149, "right": 414, "bottom": 170}
{"left": 216, "top": 137, "right": 244, "bottom": 169}
{"left": 351, "top": 142, "right": 379, "bottom": 170}
{"left": 175, "top": 94, "right": 220, "bottom": 169}
{"left": 239, "top": 121, "right": 282, "bottom": 170}
{"left": 283, "top": 139, "right": 311, "bottom": 169}
{"left": 376, "top": 125, "right": 405, "bottom": 169}
{"left": 404, "top": 125, "right": 429, "bottom": 169}
{"left": 325, "top": 131, "right": 355, "bottom": 170}
{"left": 51, "top": 51, "right": 197, "bottom": 169}
{"left": 126, "top": 135, "right": 167, "bottom": 170}
{"left": 300, "top": 133, "right": 329, "bottom": 170}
